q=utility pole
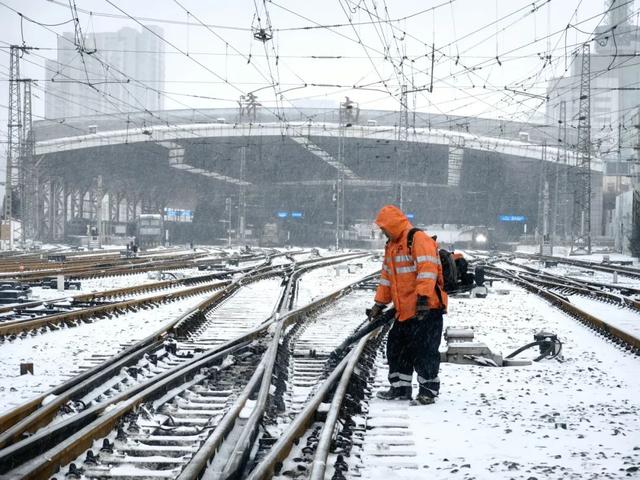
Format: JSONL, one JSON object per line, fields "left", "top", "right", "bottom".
{"left": 3, "top": 45, "right": 34, "bottom": 249}
{"left": 617, "top": 120, "right": 623, "bottom": 193}
{"left": 555, "top": 100, "right": 567, "bottom": 243}
{"left": 539, "top": 143, "right": 551, "bottom": 255}
{"left": 21, "top": 78, "right": 36, "bottom": 245}
{"left": 336, "top": 97, "right": 358, "bottom": 249}
{"left": 238, "top": 146, "right": 246, "bottom": 244}
{"left": 4, "top": 46, "right": 22, "bottom": 249}
{"left": 397, "top": 85, "right": 409, "bottom": 209}
{"left": 336, "top": 118, "right": 345, "bottom": 250}
{"left": 571, "top": 43, "right": 592, "bottom": 254}
{"left": 96, "top": 175, "right": 104, "bottom": 247}
{"left": 225, "top": 197, "right": 232, "bottom": 247}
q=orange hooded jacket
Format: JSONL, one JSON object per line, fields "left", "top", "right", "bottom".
{"left": 374, "top": 205, "right": 448, "bottom": 321}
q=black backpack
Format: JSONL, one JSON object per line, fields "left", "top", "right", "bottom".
{"left": 407, "top": 228, "right": 457, "bottom": 293}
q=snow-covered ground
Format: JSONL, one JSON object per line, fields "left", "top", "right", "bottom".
{"left": 356, "top": 280, "right": 640, "bottom": 479}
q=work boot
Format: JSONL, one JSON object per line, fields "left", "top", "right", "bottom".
{"left": 411, "top": 386, "right": 437, "bottom": 405}
{"left": 411, "top": 393, "right": 436, "bottom": 405}
{"left": 376, "top": 386, "right": 411, "bottom": 400}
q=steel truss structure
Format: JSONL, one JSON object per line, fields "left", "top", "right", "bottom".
{"left": 572, "top": 43, "right": 592, "bottom": 254}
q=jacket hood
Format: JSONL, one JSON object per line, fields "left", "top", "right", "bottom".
{"left": 375, "top": 205, "right": 413, "bottom": 240}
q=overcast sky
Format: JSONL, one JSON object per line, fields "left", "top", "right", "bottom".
{"left": 0, "top": 0, "right": 623, "bottom": 153}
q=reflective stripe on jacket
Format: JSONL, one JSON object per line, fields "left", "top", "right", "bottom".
{"left": 374, "top": 205, "right": 448, "bottom": 321}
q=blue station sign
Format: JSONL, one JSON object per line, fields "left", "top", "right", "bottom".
{"left": 499, "top": 215, "right": 526, "bottom": 223}
{"left": 276, "top": 211, "right": 304, "bottom": 219}
{"left": 164, "top": 208, "right": 193, "bottom": 222}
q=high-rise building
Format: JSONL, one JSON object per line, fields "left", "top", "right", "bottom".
{"left": 546, "top": 0, "right": 640, "bottom": 164}
{"left": 45, "top": 26, "right": 165, "bottom": 119}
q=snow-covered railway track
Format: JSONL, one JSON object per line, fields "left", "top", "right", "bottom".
{"left": 0, "top": 279, "right": 230, "bottom": 338}
{"left": 0, "top": 270, "right": 288, "bottom": 478}
{"left": 0, "top": 270, "right": 231, "bottom": 324}
{"left": 0, "top": 252, "right": 368, "bottom": 478}
{"left": 513, "top": 251, "right": 640, "bottom": 281}
{"left": 244, "top": 293, "right": 388, "bottom": 480}
{"left": 498, "top": 257, "right": 640, "bottom": 294}
{"left": 486, "top": 264, "right": 640, "bottom": 352}
{"left": 69, "top": 344, "right": 266, "bottom": 480}
{"left": 179, "top": 281, "right": 380, "bottom": 479}
{"left": 0, "top": 250, "right": 330, "bottom": 337}
{"left": 3, "top": 251, "right": 213, "bottom": 282}
{"left": 178, "top": 278, "right": 284, "bottom": 351}
{"left": 492, "top": 260, "right": 640, "bottom": 310}
{"left": 279, "top": 290, "right": 376, "bottom": 417}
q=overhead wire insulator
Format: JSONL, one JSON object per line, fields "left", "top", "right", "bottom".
{"left": 252, "top": 27, "right": 273, "bottom": 42}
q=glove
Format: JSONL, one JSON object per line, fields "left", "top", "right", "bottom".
{"left": 416, "top": 296, "right": 440, "bottom": 320}
{"left": 367, "top": 303, "right": 385, "bottom": 321}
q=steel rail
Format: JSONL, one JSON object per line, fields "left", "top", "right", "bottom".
{"left": 176, "top": 356, "right": 268, "bottom": 480}
{"left": 1, "top": 253, "right": 368, "bottom": 478}
{"left": 0, "top": 249, "right": 146, "bottom": 269}
{"left": 513, "top": 252, "right": 640, "bottom": 280}
{"left": 0, "top": 251, "right": 212, "bottom": 280}
{"left": 493, "top": 260, "right": 640, "bottom": 309}
{"left": 515, "top": 272, "right": 640, "bottom": 311}
{"left": 0, "top": 246, "right": 191, "bottom": 267}
{"left": 308, "top": 330, "right": 375, "bottom": 480}
{"left": 499, "top": 259, "right": 640, "bottom": 295}
{"left": 245, "top": 326, "right": 380, "bottom": 480}
{"left": 70, "top": 272, "right": 230, "bottom": 302}
{"left": 211, "top": 266, "right": 369, "bottom": 480}
{"left": 0, "top": 252, "right": 366, "bottom": 461}
{"left": 486, "top": 265, "right": 640, "bottom": 352}
{"left": 2, "top": 248, "right": 283, "bottom": 282}
{"left": 236, "top": 351, "right": 352, "bottom": 480}
{"left": 0, "top": 280, "right": 236, "bottom": 447}
{"left": 2, "top": 247, "right": 190, "bottom": 263}
{"left": 0, "top": 280, "right": 227, "bottom": 337}
{"left": 1, "top": 340, "right": 254, "bottom": 479}
{"left": 0, "top": 271, "right": 229, "bottom": 316}
{"left": 11, "top": 256, "right": 210, "bottom": 282}
{"left": 177, "top": 270, "right": 376, "bottom": 480}
{"left": 208, "top": 262, "right": 328, "bottom": 480}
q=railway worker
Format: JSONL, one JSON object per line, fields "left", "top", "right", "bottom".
{"left": 368, "top": 205, "right": 447, "bottom": 405}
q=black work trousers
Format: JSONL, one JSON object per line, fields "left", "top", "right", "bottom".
{"left": 387, "top": 311, "right": 444, "bottom": 397}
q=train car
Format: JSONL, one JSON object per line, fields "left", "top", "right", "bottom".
{"left": 261, "top": 222, "right": 281, "bottom": 247}
{"left": 137, "top": 214, "right": 164, "bottom": 247}
{"left": 425, "top": 224, "right": 494, "bottom": 251}
{"left": 454, "top": 226, "right": 494, "bottom": 250}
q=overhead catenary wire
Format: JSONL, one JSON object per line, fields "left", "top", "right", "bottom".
{"left": 1, "top": 0, "right": 636, "bottom": 152}
{"left": 2, "top": 0, "right": 616, "bottom": 124}
{"left": 45, "top": 0, "right": 459, "bottom": 33}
